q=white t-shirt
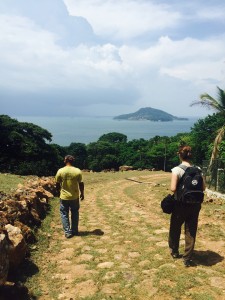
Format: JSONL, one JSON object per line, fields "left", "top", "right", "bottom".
{"left": 171, "top": 164, "right": 191, "bottom": 200}
{"left": 171, "top": 165, "right": 187, "bottom": 179}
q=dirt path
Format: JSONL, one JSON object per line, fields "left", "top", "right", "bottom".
{"left": 30, "top": 171, "right": 225, "bottom": 300}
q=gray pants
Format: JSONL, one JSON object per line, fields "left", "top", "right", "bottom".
{"left": 169, "top": 202, "right": 201, "bottom": 260}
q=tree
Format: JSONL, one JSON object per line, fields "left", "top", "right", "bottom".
{"left": 87, "top": 141, "right": 120, "bottom": 171}
{"left": 0, "top": 115, "right": 61, "bottom": 175}
{"left": 120, "top": 139, "right": 151, "bottom": 169}
{"left": 191, "top": 87, "right": 225, "bottom": 166}
{"left": 190, "top": 114, "right": 224, "bottom": 164}
{"left": 65, "top": 143, "right": 87, "bottom": 169}
{"left": 98, "top": 132, "right": 127, "bottom": 143}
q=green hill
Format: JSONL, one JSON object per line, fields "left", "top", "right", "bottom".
{"left": 114, "top": 107, "right": 188, "bottom": 121}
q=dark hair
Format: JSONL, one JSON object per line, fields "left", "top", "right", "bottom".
{"left": 64, "top": 155, "right": 75, "bottom": 163}
{"left": 178, "top": 145, "right": 192, "bottom": 160}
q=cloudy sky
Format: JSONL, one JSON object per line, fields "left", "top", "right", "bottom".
{"left": 0, "top": 0, "right": 225, "bottom": 117}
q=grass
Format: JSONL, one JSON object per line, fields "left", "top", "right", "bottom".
{"left": 0, "top": 173, "right": 27, "bottom": 193}
{"left": 24, "top": 199, "right": 60, "bottom": 298}
{"left": 1, "top": 170, "right": 225, "bottom": 299}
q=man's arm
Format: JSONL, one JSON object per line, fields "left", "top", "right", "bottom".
{"left": 55, "top": 170, "right": 61, "bottom": 197}
{"left": 79, "top": 182, "right": 84, "bottom": 200}
{"left": 56, "top": 182, "right": 61, "bottom": 197}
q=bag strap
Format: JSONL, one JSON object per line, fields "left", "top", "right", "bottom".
{"left": 178, "top": 164, "right": 188, "bottom": 171}
{"left": 177, "top": 164, "right": 189, "bottom": 186}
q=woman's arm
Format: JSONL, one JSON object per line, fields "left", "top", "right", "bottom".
{"left": 171, "top": 172, "right": 178, "bottom": 193}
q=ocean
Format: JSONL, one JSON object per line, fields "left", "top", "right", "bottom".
{"left": 15, "top": 116, "right": 200, "bottom": 146}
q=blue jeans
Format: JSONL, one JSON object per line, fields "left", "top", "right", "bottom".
{"left": 60, "top": 199, "right": 80, "bottom": 235}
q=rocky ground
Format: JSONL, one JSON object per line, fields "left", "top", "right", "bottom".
{"left": 1, "top": 171, "right": 225, "bottom": 300}
{"left": 25, "top": 171, "right": 225, "bottom": 300}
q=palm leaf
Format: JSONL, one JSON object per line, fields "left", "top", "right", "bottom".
{"left": 191, "top": 87, "right": 225, "bottom": 113}
{"left": 191, "top": 87, "right": 225, "bottom": 168}
{"left": 209, "top": 126, "right": 225, "bottom": 168}
{"left": 217, "top": 86, "right": 225, "bottom": 108}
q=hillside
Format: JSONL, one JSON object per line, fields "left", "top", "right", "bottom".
{"left": 1, "top": 172, "right": 224, "bottom": 299}
{"left": 114, "top": 107, "right": 188, "bottom": 121}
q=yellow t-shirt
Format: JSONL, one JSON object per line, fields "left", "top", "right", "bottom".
{"left": 55, "top": 166, "right": 82, "bottom": 200}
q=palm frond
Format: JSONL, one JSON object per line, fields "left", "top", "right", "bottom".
{"left": 217, "top": 86, "right": 225, "bottom": 108}
{"left": 209, "top": 126, "right": 225, "bottom": 167}
{"left": 191, "top": 87, "right": 225, "bottom": 113}
{"left": 191, "top": 87, "right": 225, "bottom": 170}
{"left": 190, "top": 98, "right": 220, "bottom": 111}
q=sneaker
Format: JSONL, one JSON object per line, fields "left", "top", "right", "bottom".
{"left": 171, "top": 252, "right": 180, "bottom": 259}
{"left": 65, "top": 233, "right": 73, "bottom": 239}
{"left": 183, "top": 259, "right": 196, "bottom": 267}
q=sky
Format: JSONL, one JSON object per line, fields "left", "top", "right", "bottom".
{"left": 0, "top": 0, "right": 225, "bottom": 118}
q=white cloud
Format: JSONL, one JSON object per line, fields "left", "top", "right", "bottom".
{"left": 1, "top": 12, "right": 225, "bottom": 109}
{"left": 119, "top": 36, "right": 225, "bottom": 80}
{"left": 196, "top": 6, "right": 225, "bottom": 22}
{"left": 64, "top": 0, "right": 181, "bottom": 40}
{"left": 117, "top": 35, "right": 225, "bottom": 112}
{"left": 156, "top": 37, "right": 225, "bottom": 89}
{"left": 0, "top": 14, "right": 130, "bottom": 92}
{"left": 161, "top": 61, "right": 224, "bottom": 87}
{"left": 0, "top": 14, "right": 64, "bottom": 90}
{"left": 1, "top": 0, "right": 225, "bottom": 117}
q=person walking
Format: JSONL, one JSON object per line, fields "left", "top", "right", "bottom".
{"left": 55, "top": 155, "right": 84, "bottom": 238}
{"left": 169, "top": 145, "right": 205, "bottom": 267}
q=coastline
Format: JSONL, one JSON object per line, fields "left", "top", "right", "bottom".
{"left": 15, "top": 115, "right": 201, "bottom": 146}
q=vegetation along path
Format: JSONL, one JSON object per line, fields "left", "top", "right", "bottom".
{"left": 27, "top": 171, "right": 225, "bottom": 300}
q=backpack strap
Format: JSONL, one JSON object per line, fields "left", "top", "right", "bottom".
{"left": 177, "top": 164, "right": 188, "bottom": 185}
{"left": 178, "top": 164, "right": 188, "bottom": 172}
{"left": 176, "top": 165, "right": 189, "bottom": 201}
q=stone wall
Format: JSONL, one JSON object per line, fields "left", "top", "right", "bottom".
{"left": 0, "top": 176, "right": 57, "bottom": 286}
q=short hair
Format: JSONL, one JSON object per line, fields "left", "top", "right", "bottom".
{"left": 178, "top": 145, "right": 192, "bottom": 160}
{"left": 64, "top": 155, "right": 75, "bottom": 163}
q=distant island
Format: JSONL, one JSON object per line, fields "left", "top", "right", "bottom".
{"left": 113, "top": 107, "right": 188, "bottom": 122}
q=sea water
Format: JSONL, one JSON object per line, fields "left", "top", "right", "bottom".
{"left": 15, "top": 116, "right": 200, "bottom": 146}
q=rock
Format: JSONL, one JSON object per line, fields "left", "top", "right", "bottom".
{"left": 210, "top": 277, "right": 225, "bottom": 289}
{"left": 5, "top": 224, "right": 27, "bottom": 268}
{"left": 119, "top": 165, "right": 134, "bottom": 171}
{"left": 0, "top": 230, "right": 10, "bottom": 285}
{"left": 14, "top": 221, "right": 36, "bottom": 243}
{"left": 97, "top": 262, "right": 114, "bottom": 269}
{"left": 0, "top": 191, "right": 8, "bottom": 201}
{"left": 0, "top": 175, "right": 56, "bottom": 283}
{"left": 128, "top": 252, "right": 140, "bottom": 258}
{"left": 0, "top": 211, "right": 9, "bottom": 226}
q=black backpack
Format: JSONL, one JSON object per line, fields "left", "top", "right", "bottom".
{"left": 176, "top": 165, "right": 204, "bottom": 204}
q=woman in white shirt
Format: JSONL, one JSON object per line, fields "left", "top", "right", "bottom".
{"left": 169, "top": 145, "right": 205, "bottom": 267}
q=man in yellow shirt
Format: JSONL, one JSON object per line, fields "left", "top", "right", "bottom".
{"left": 55, "top": 155, "right": 84, "bottom": 238}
